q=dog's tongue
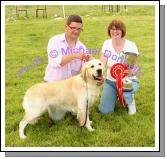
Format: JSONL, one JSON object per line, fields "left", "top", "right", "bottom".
{"left": 97, "top": 76, "right": 103, "bottom": 80}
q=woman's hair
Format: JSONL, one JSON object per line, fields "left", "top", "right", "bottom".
{"left": 66, "top": 15, "right": 82, "bottom": 25}
{"left": 107, "top": 19, "right": 126, "bottom": 38}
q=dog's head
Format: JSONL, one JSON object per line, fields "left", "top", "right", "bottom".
{"left": 81, "top": 59, "right": 104, "bottom": 83}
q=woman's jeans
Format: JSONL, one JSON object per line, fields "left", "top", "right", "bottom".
{"left": 99, "top": 79, "right": 139, "bottom": 114}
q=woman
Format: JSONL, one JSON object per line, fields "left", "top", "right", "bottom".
{"left": 99, "top": 19, "right": 139, "bottom": 115}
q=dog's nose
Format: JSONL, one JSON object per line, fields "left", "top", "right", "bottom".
{"left": 97, "top": 69, "right": 102, "bottom": 75}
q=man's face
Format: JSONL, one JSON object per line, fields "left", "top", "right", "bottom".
{"left": 65, "top": 22, "right": 83, "bottom": 40}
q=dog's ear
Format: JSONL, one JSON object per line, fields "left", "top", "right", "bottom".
{"left": 81, "top": 66, "right": 87, "bottom": 81}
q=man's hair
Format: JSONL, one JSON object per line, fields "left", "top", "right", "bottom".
{"left": 66, "top": 15, "right": 82, "bottom": 25}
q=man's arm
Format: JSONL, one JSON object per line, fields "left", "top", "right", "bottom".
{"left": 60, "top": 53, "right": 90, "bottom": 66}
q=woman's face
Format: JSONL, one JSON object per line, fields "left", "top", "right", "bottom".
{"left": 110, "top": 26, "right": 122, "bottom": 39}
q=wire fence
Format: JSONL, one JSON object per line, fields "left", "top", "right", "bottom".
{"left": 5, "top": 5, "right": 154, "bottom": 20}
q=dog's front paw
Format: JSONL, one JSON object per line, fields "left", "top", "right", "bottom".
{"left": 89, "top": 128, "right": 95, "bottom": 132}
{"left": 89, "top": 121, "right": 92, "bottom": 125}
{"left": 20, "top": 134, "right": 27, "bottom": 139}
{"left": 87, "top": 126, "right": 95, "bottom": 132}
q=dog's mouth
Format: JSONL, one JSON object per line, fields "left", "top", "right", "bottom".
{"left": 92, "top": 74, "right": 103, "bottom": 81}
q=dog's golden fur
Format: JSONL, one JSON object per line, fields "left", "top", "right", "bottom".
{"left": 19, "top": 59, "right": 103, "bottom": 139}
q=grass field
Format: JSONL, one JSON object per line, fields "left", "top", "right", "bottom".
{"left": 5, "top": 5, "right": 155, "bottom": 147}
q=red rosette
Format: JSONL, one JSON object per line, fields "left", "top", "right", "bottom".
{"left": 110, "top": 63, "right": 127, "bottom": 107}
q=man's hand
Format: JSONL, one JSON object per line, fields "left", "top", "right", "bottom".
{"left": 74, "top": 53, "right": 90, "bottom": 62}
{"left": 82, "top": 54, "right": 90, "bottom": 62}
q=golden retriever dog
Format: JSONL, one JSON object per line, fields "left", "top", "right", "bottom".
{"left": 19, "top": 59, "right": 104, "bottom": 139}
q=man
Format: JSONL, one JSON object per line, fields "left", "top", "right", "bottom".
{"left": 44, "top": 14, "right": 90, "bottom": 81}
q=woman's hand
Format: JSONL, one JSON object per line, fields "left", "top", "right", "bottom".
{"left": 125, "top": 68, "right": 137, "bottom": 76}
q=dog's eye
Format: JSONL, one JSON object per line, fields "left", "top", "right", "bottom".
{"left": 99, "top": 63, "right": 102, "bottom": 66}
{"left": 91, "top": 65, "right": 94, "bottom": 68}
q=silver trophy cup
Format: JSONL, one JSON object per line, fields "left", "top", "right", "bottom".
{"left": 123, "top": 52, "right": 138, "bottom": 91}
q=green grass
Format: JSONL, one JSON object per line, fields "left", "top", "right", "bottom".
{"left": 5, "top": 5, "right": 155, "bottom": 147}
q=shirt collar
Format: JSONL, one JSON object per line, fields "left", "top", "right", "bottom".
{"left": 60, "top": 33, "right": 66, "bottom": 41}
{"left": 60, "top": 33, "right": 80, "bottom": 46}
